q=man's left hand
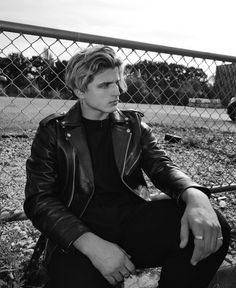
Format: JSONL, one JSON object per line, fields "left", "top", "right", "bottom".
{"left": 179, "top": 188, "right": 223, "bottom": 266}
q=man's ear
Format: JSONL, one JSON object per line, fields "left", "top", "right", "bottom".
{"left": 74, "top": 89, "right": 84, "bottom": 99}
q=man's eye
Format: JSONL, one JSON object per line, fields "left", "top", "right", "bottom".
{"left": 101, "top": 83, "right": 110, "bottom": 87}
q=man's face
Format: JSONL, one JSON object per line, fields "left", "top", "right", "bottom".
{"left": 79, "top": 67, "right": 121, "bottom": 120}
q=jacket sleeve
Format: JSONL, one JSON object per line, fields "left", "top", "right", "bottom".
{"left": 24, "top": 122, "right": 91, "bottom": 251}
{"left": 140, "top": 121, "right": 210, "bottom": 202}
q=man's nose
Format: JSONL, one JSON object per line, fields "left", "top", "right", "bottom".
{"left": 112, "top": 83, "right": 121, "bottom": 95}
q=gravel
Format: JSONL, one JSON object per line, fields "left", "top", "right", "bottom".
{"left": 0, "top": 125, "right": 235, "bottom": 287}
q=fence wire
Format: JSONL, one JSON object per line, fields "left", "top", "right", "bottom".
{"left": 0, "top": 21, "right": 236, "bottom": 195}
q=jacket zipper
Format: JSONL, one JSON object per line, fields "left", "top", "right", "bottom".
{"left": 44, "top": 132, "right": 77, "bottom": 259}
{"left": 79, "top": 185, "right": 95, "bottom": 217}
{"left": 67, "top": 149, "right": 76, "bottom": 208}
{"left": 120, "top": 132, "right": 139, "bottom": 195}
{"left": 126, "top": 151, "right": 141, "bottom": 176}
{"left": 121, "top": 132, "right": 132, "bottom": 177}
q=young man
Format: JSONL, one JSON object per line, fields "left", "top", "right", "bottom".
{"left": 24, "top": 46, "right": 231, "bottom": 288}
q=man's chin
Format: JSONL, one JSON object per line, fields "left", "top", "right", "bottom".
{"left": 108, "top": 106, "right": 118, "bottom": 113}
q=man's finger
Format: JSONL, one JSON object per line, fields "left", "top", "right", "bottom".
{"left": 208, "top": 227, "right": 221, "bottom": 254}
{"left": 180, "top": 221, "right": 189, "bottom": 248}
{"left": 113, "top": 271, "right": 123, "bottom": 283}
{"left": 205, "top": 226, "right": 222, "bottom": 258}
{"left": 125, "top": 259, "right": 136, "bottom": 274}
{"left": 105, "top": 275, "right": 117, "bottom": 286}
{"left": 119, "top": 267, "right": 131, "bottom": 278}
{"left": 191, "top": 236, "right": 205, "bottom": 265}
{"left": 119, "top": 246, "right": 131, "bottom": 259}
{"left": 203, "top": 228, "right": 214, "bottom": 258}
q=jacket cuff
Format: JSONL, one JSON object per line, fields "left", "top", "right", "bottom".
{"left": 50, "top": 221, "right": 92, "bottom": 252}
{"left": 65, "top": 229, "right": 92, "bottom": 254}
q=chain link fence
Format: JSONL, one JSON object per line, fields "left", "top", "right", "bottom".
{"left": 0, "top": 20, "right": 236, "bottom": 195}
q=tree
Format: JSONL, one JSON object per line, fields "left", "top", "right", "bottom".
{"left": 121, "top": 74, "right": 150, "bottom": 103}
{"left": 0, "top": 53, "right": 31, "bottom": 96}
{"left": 29, "top": 49, "right": 58, "bottom": 97}
{"left": 125, "top": 60, "right": 208, "bottom": 105}
{"left": 0, "top": 50, "right": 71, "bottom": 99}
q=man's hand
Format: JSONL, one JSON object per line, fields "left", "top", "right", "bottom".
{"left": 73, "top": 232, "right": 135, "bottom": 285}
{"left": 180, "top": 188, "right": 223, "bottom": 266}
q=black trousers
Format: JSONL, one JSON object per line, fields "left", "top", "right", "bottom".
{"left": 46, "top": 200, "right": 231, "bottom": 288}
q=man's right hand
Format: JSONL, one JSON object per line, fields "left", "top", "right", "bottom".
{"left": 73, "top": 232, "right": 136, "bottom": 286}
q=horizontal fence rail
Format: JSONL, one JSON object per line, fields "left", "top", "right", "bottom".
{"left": 0, "top": 20, "right": 236, "bottom": 197}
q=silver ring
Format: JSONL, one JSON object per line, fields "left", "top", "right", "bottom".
{"left": 195, "top": 235, "right": 204, "bottom": 240}
{"left": 217, "top": 236, "right": 223, "bottom": 241}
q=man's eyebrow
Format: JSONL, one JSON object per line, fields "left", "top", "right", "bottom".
{"left": 100, "top": 81, "right": 112, "bottom": 85}
{"left": 98, "top": 79, "right": 120, "bottom": 85}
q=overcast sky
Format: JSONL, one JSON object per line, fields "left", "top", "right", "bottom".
{"left": 1, "top": 0, "right": 236, "bottom": 57}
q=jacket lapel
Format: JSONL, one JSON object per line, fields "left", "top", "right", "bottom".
{"left": 112, "top": 126, "right": 131, "bottom": 175}
{"left": 110, "top": 110, "right": 131, "bottom": 176}
{"left": 62, "top": 101, "right": 94, "bottom": 183}
{"left": 67, "top": 126, "right": 94, "bottom": 184}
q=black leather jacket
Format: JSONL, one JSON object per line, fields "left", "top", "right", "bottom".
{"left": 24, "top": 101, "right": 209, "bottom": 253}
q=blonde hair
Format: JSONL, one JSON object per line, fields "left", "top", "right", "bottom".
{"left": 65, "top": 45, "right": 127, "bottom": 93}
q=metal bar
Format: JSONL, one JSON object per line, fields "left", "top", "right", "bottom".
{"left": 1, "top": 20, "right": 236, "bottom": 62}
{"left": 210, "top": 184, "right": 236, "bottom": 194}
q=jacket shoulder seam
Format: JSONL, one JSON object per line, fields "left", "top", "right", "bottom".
{"left": 40, "top": 112, "right": 66, "bottom": 126}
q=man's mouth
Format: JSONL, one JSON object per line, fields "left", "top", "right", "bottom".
{"left": 110, "top": 100, "right": 119, "bottom": 105}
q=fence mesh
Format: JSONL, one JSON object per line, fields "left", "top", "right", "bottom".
{"left": 0, "top": 22, "right": 236, "bottom": 198}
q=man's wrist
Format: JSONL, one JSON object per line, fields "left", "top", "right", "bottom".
{"left": 181, "top": 187, "right": 208, "bottom": 204}
{"left": 73, "top": 232, "right": 97, "bottom": 255}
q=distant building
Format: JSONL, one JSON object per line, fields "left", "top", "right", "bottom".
{"left": 213, "top": 63, "right": 236, "bottom": 106}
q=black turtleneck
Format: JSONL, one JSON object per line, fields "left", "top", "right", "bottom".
{"left": 81, "top": 117, "right": 142, "bottom": 230}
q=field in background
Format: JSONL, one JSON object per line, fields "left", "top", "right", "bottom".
{"left": 0, "top": 97, "right": 235, "bottom": 133}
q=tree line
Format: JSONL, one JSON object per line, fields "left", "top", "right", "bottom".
{"left": 0, "top": 50, "right": 71, "bottom": 99}
{"left": 121, "top": 60, "right": 215, "bottom": 105}
{"left": 0, "top": 51, "right": 216, "bottom": 105}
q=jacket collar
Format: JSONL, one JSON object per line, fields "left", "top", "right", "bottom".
{"left": 61, "top": 101, "right": 128, "bottom": 127}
